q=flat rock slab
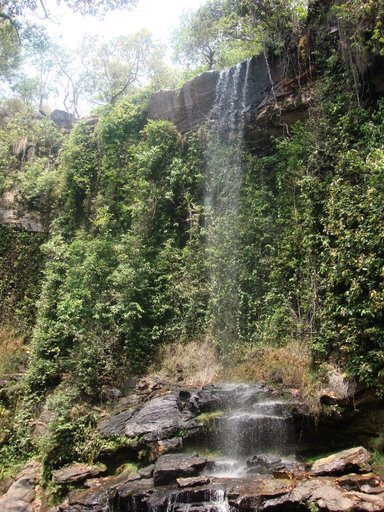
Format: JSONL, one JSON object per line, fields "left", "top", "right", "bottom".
{"left": 263, "top": 477, "right": 384, "bottom": 512}
{"left": 177, "top": 476, "right": 211, "bottom": 488}
{"left": 139, "top": 464, "right": 155, "bottom": 479}
{"left": 52, "top": 462, "right": 106, "bottom": 484}
{"left": 0, "top": 460, "right": 40, "bottom": 512}
{"left": 311, "top": 446, "right": 372, "bottom": 476}
{"left": 195, "top": 383, "right": 268, "bottom": 412}
{"left": 153, "top": 453, "right": 207, "bottom": 485}
{"left": 336, "top": 473, "right": 383, "bottom": 491}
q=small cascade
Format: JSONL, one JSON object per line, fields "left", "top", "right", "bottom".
{"left": 219, "top": 399, "right": 295, "bottom": 457}
{"left": 147, "top": 488, "right": 231, "bottom": 512}
{"left": 203, "top": 391, "right": 298, "bottom": 479}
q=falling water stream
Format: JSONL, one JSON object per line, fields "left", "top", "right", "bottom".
{"left": 158, "top": 57, "right": 293, "bottom": 512}
{"left": 205, "top": 59, "right": 252, "bottom": 349}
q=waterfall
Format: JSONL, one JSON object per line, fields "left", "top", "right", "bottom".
{"left": 218, "top": 399, "right": 295, "bottom": 459}
{"left": 200, "top": 387, "right": 297, "bottom": 479}
{"left": 205, "top": 59, "right": 253, "bottom": 351}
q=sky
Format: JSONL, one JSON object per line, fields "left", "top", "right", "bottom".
{"left": 22, "top": 0, "right": 206, "bottom": 114}
{"left": 36, "top": 0, "right": 205, "bottom": 50}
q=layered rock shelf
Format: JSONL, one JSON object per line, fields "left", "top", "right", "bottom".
{"left": 51, "top": 448, "right": 384, "bottom": 512}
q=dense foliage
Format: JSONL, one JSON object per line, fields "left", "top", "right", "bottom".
{"left": 172, "top": 0, "right": 307, "bottom": 72}
{"left": 0, "top": 225, "right": 45, "bottom": 331}
{"left": 25, "top": 99, "right": 207, "bottom": 397}
{"left": 1, "top": 0, "right": 384, "bottom": 485}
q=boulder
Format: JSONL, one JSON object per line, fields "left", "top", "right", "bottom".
{"left": 50, "top": 109, "right": 74, "bottom": 130}
{"left": 310, "top": 446, "right": 372, "bottom": 476}
{"left": 98, "top": 408, "right": 136, "bottom": 437}
{"left": 153, "top": 453, "right": 207, "bottom": 486}
{"left": 52, "top": 462, "right": 106, "bottom": 485}
{"left": 0, "top": 460, "right": 40, "bottom": 512}
{"left": 99, "top": 392, "right": 198, "bottom": 443}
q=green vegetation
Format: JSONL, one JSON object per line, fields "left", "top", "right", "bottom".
{"left": 172, "top": 0, "right": 307, "bottom": 72}
{"left": 0, "top": 0, "right": 384, "bottom": 489}
{"left": 197, "top": 411, "right": 224, "bottom": 431}
{"left": 0, "top": 225, "right": 46, "bottom": 331}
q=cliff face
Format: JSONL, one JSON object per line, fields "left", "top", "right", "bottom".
{"left": 0, "top": 187, "right": 43, "bottom": 232}
{"left": 147, "top": 55, "right": 286, "bottom": 133}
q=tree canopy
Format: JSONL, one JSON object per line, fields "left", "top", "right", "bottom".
{"left": 172, "top": 0, "right": 307, "bottom": 71}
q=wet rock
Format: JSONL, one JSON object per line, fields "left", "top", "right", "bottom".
{"left": 147, "top": 55, "right": 283, "bottom": 134}
{"left": 148, "top": 71, "right": 219, "bottom": 133}
{"left": 151, "top": 437, "right": 183, "bottom": 460}
{"left": 55, "top": 471, "right": 384, "bottom": 512}
{"left": 336, "top": 473, "right": 383, "bottom": 491}
{"left": 196, "top": 383, "right": 268, "bottom": 412}
{"left": 52, "top": 462, "right": 107, "bottom": 484}
{"left": 0, "top": 460, "right": 40, "bottom": 512}
{"left": 177, "top": 476, "right": 211, "bottom": 488}
{"left": 247, "top": 454, "right": 281, "bottom": 469}
{"left": 153, "top": 453, "right": 207, "bottom": 485}
{"left": 56, "top": 472, "right": 139, "bottom": 511}
{"left": 310, "top": 446, "right": 371, "bottom": 476}
{"left": 147, "top": 486, "right": 222, "bottom": 511}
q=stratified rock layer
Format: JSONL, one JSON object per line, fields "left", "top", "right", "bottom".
{"left": 147, "top": 55, "right": 281, "bottom": 133}
{"left": 153, "top": 453, "right": 207, "bottom": 485}
{"left": 52, "top": 463, "right": 106, "bottom": 485}
{"left": 311, "top": 446, "right": 371, "bottom": 476}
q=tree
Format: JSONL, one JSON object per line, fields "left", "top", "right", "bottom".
{"left": 0, "top": 0, "right": 138, "bottom": 82}
{"left": 172, "top": 1, "right": 227, "bottom": 71}
{"left": 12, "top": 41, "right": 63, "bottom": 111}
{"left": 56, "top": 38, "right": 95, "bottom": 118}
{"left": 56, "top": 0, "right": 137, "bottom": 16}
{"left": 87, "top": 31, "right": 155, "bottom": 105}
{"left": 172, "top": 0, "right": 307, "bottom": 72}
{"left": 0, "top": 11, "right": 20, "bottom": 81}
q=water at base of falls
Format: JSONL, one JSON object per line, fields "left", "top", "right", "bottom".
{"left": 203, "top": 396, "right": 298, "bottom": 480}
{"left": 164, "top": 490, "right": 230, "bottom": 512}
